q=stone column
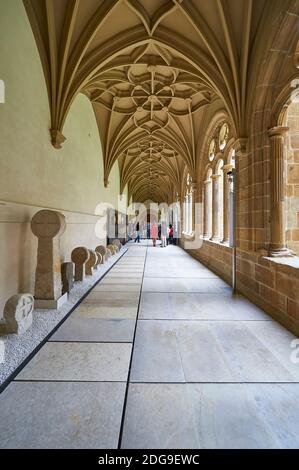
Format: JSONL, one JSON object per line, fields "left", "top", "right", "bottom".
{"left": 188, "top": 193, "right": 192, "bottom": 233}
{"left": 31, "top": 210, "right": 67, "bottom": 309}
{"left": 210, "top": 174, "right": 221, "bottom": 241}
{"left": 190, "top": 182, "right": 201, "bottom": 235}
{"left": 184, "top": 195, "right": 188, "bottom": 233}
{"left": 203, "top": 179, "right": 212, "bottom": 238}
{"left": 268, "top": 126, "right": 290, "bottom": 256}
{"left": 222, "top": 164, "right": 233, "bottom": 243}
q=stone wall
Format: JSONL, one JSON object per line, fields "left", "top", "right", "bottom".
{"left": 186, "top": 240, "right": 299, "bottom": 337}
{"left": 236, "top": 250, "right": 299, "bottom": 336}
{"left": 186, "top": 240, "right": 232, "bottom": 285}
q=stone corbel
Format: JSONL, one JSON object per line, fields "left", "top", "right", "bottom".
{"left": 50, "top": 129, "right": 66, "bottom": 149}
{"left": 233, "top": 137, "right": 249, "bottom": 157}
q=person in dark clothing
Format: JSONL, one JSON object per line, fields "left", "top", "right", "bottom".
{"left": 134, "top": 221, "right": 141, "bottom": 243}
{"left": 167, "top": 224, "right": 174, "bottom": 245}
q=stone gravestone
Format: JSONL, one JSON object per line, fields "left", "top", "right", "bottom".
{"left": 71, "top": 247, "right": 89, "bottom": 281}
{"left": 107, "top": 244, "right": 116, "bottom": 255}
{"left": 113, "top": 239, "right": 122, "bottom": 252}
{"left": 0, "top": 294, "right": 34, "bottom": 335}
{"left": 85, "top": 250, "right": 97, "bottom": 276}
{"left": 95, "top": 245, "right": 107, "bottom": 264}
{"left": 31, "top": 210, "right": 67, "bottom": 309}
{"left": 61, "top": 262, "right": 74, "bottom": 294}
{"left": 95, "top": 252, "right": 102, "bottom": 269}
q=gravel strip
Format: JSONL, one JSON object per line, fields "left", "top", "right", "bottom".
{"left": 0, "top": 248, "right": 127, "bottom": 386}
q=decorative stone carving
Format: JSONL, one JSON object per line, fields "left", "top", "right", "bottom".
{"left": 50, "top": 129, "right": 66, "bottom": 149}
{"left": 61, "top": 262, "right": 74, "bottom": 294}
{"left": 71, "top": 247, "right": 90, "bottom": 281}
{"left": 0, "top": 294, "right": 34, "bottom": 335}
{"left": 31, "top": 210, "right": 66, "bottom": 308}
{"left": 85, "top": 250, "right": 97, "bottom": 276}
{"left": 96, "top": 246, "right": 108, "bottom": 263}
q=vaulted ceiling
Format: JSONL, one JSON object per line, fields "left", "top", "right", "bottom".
{"left": 23, "top": 0, "right": 288, "bottom": 202}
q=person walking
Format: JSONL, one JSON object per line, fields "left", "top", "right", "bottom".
{"left": 151, "top": 222, "right": 158, "bottom": 247}
{"left": 167, "top": 224, "right": 174, "bottom": 245}
{"left": 161, "top": 220, "right": 167, "bottom": 247}
{"left": 134, "top": 221, "right": 141, "bottom": 243}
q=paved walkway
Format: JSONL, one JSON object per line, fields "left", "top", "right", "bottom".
{"left": 1, "top": 241, "right": 299, "bottom": 448}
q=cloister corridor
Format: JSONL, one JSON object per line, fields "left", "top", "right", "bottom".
{"left": 1, "top": 241, "right": 299, "bottom": 449}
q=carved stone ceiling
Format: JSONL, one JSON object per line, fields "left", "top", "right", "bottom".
{"left": 24, "top": 0, "right": 277, "bottom": 202}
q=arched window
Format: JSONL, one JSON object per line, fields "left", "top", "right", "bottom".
{"left": 285, "top": 99, "right": 299, "bottom": 255}
{"left": 215, "top": 159, "right": 224, "bottom": 241}
{"left": 219, "top": 123, "right": 229, "bottom": 150}
{"left": 183, "top": 174, "right": 193, "bottom": 235}
{"left": 203, "top": 168, "right": 212, "bottom": 238}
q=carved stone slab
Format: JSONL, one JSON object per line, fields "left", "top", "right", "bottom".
{"left": 86, "top": 250, "right": 97, "bottom": 276}
{"left": 61, "top": 262, "right": 74, "bottom": 294}
{"left": 31, "top": 210, "right": 66, "bottom": 301}
{"left": 0, "top": 294, "right": 34, "bottom": 335}
{"left": 71, "top": 247, "right": 90, "bottom": 281}
{"left": 107, "top": 244, "right": 117, "bottom": 255}
{"left": 95, "top": 246, "right": 107, "bottom": 263}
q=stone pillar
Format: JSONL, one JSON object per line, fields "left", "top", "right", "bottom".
{"left": 185, "top": 195, "right": 189, "bottom": 234}
{"left": 203, "top": 179, "right": 212, "bottom": 238}
{"left": 31, "top": 210, "right": 67, "bottom": 309}
{"left": 210, "top": 174, "right": 221, "bottom": 241}
{"left": 268, "top": 126, "right": 290, "bottom": 256}
{"left": 190, "top": 182, "right": 201, "bottom": 235}
{"left": 222, "top": 164, "right": 233, "bottom": 243}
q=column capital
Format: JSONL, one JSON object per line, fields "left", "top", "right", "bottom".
{"left": 234, "top": 138, "right": 248, "bottom": 156}
{"left": 190, "top": 181, "right": 200, "bottom": 192}
{"left": 223, "top": 163, "right": 234, "bottom": 172}
{"left": 268, "top": 126, "right": 289, "bottom": 139}
{"left": 211, "top": 174, "right": 221, "bottom": 181}
{"left": 204, "top": 179, "right": 212, "bottom": 185}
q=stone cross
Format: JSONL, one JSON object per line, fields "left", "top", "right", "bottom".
{"left": 85, "top": 250, "right": 97, "bottom": 276}
{"left": 31, "top": 210, "right": 66, "bottom": 301}
{"left": 61, "top": 262, "right": 74, "bottom": 294}
{"left": 0, "top": 294, "right": 34, "bottom": 335}
{"left": 95, "top": 245, "right": 107, "bottom": 263}
{"left": 71, "top": 247, "right": 89, "bottom": 281}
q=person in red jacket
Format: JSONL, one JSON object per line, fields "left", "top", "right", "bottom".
{"left": 151, "top": 222, "right": 158, "bottom": 247}
{"left": 167, "top": 224, "right": 174, "bottom": 245}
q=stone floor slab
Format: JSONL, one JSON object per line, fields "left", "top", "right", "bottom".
{"left": 130, "top": 320, "right": 298, "bottom": 383}
{"left": 93, "top": 284, "right": 141, "bottom": 293}
{"left": 121, "top": 383, "right": 299, "bottom": 449}
{"left": 16, "top": 342, "right": 131, "bottom": 382}
{"left": 142, "top": 277, "right": 230, "bottom": 293}
{"left": 139, "top": 293, "right": 270, "bottom": 320}
{"left": 0, "top": 382, "right": 126, "bottom": 449}
{"left": 72, "top": 304, "right": 138, "bottom": 319}
{"left": 84, "top": 291, "right": 140, "bottom": 302}
{"left": 50, "top": 318, "right": 135, "bottom": 342}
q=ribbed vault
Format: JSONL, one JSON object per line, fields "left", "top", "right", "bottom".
{"left": 23, "top": 0, "right": 290, "bottom": 202}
